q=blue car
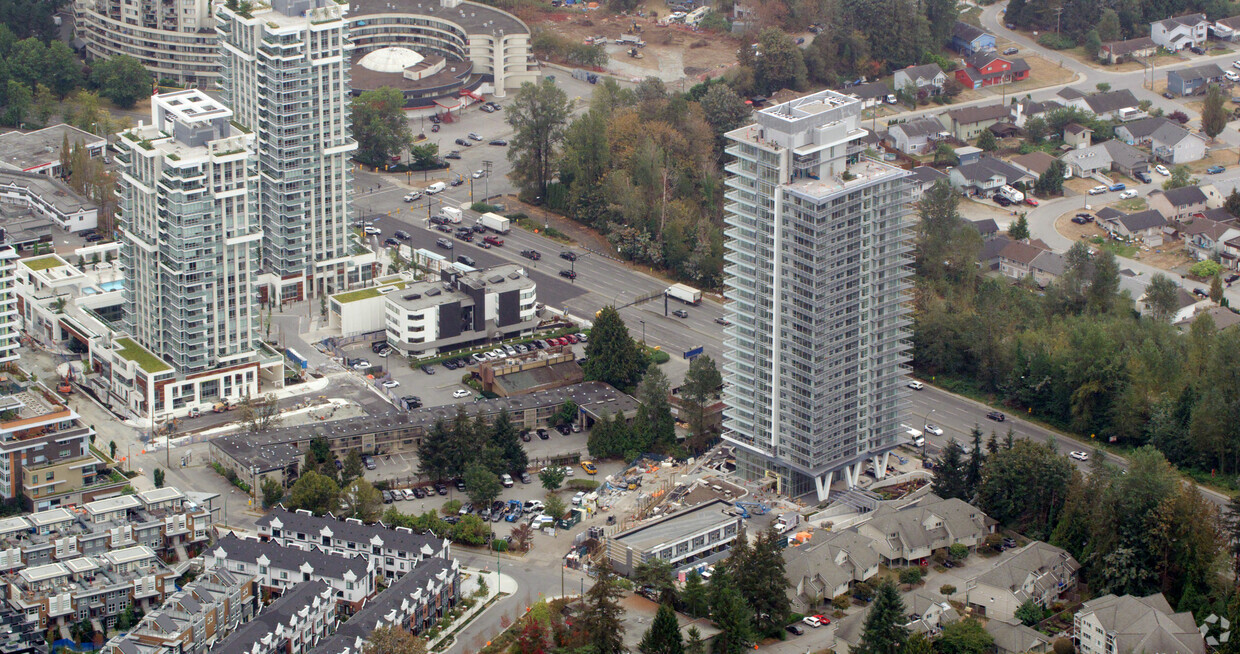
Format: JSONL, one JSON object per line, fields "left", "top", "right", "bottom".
{"left": 1108, "top": 182, "right": 1126, "bottom": 192}
{"left": 1208, "top": 165, "right": 1227, "bottom": 174}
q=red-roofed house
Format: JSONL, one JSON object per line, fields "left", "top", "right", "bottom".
{"left": 955, "top": 52, "right": 1030, "bottom": 89}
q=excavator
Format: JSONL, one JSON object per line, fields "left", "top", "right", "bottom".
{"left": 57, "top": 366, "right": 75, "bottom": 395}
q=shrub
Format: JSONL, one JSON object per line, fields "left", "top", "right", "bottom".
{"left": 442, "top": 499, "right": 461, "bottom": 515}
{"left": 940, "top": 584, "right": 957, "bottom": 595}
{"left": 948, "top": 543, "right": 969, "bottom": 560}
{"left": 1190, "top": 260, "right": 1222, "bottom": 278}
{"left": 899, "top": 567, "right": 924, "bottom": 585}
{"left": 491, "top": 539, "right": 509, "bottom": 552}
{"left": 832, "top": 594, "right": 851, "bottom": 610}
{"left": 1053, "top": 638, "right": 1076, "bottom": 654}
{"left": 1037, "top": 33, "right": 1077, "bottom": 50}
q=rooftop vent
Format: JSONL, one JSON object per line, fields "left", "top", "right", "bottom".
{"left": 489, "top": 275, "right": 504, "bottom": 284}
{"left": 402, "top": 293, "right": 422, "bottom": 301}
{"left": 425, "top": 288, "right": 441, "bottom": 296}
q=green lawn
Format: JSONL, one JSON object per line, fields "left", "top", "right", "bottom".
{"left": 21, "top": 256, "right": 64, "bottom": 271}
{"left": 114, "top": 338, "right": 171, "bottom": 373}
{"left": 1115, "top": 197, "right": 1148, "bottom": 212}
{"left": 1090, "top": 236, "right": 1138, "bottom": 258}
{"left": 332, "top": 281, "right": 409, "bottom": 304}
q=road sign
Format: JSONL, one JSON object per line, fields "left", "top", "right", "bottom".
{"left": 683, "top": 346, "right": 703, "bottom": 360}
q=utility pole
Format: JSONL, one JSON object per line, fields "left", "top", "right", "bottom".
{"left": 482, "top": 160, "right": 492, "bottom": 202}
{"left": 1054, "top": 7, "right": 1063, "bottom": 34}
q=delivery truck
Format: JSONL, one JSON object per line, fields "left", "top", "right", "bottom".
{"left": 478, "top": 212, "right": 510, "bottom": 234}
{"left": 666, "top": 283, "right": 702, "bottom": 304}
{"left": 774, "top": 512, "right": 801, "bottom": 534}
{"left": 441, "top": 206, "right": 463, "bottom": 223}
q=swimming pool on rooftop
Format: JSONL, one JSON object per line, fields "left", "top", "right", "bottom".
{"left": 97, "top": 280, "right": 124, "bottom": 292}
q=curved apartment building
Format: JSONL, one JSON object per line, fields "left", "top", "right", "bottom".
{"left": 72, "top": 0, "right": 220, "bottom": 88}
{"left": 72, "top": 0, "right": 536, "bottom": 95}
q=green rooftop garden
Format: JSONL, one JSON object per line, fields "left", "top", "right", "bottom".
{"left": 333, "top": 281, "right": 409, "bottom": 304}
{"left": 20, "top": 256, "right": 65, "bottom": 271}
{"left": 114, "top": 338, "right": 171, "bottom": 373}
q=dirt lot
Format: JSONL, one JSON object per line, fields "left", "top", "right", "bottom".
{"left": 959, "top": 196, "right": 1022, "bottom": 228}
{"left": 537, "top": 10, "right": 739, "bottom": 82}
{"left": 1055, "top": 211, "right": 1106, "bottom": 242}
{"left": 1184, "top": 147, "right": 1239, "bottom": 174}
{"left": 1054, "top": 210, "right": 1192, "bottom": 269}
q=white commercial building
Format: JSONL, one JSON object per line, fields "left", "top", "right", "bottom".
{"left": 0, "top": 171, "right": 99, "bottom": 233}
{"left": 0, "top": 245, "right": 16, "bottom": 366}
{"left": 73, "top": 0, "right": 220, "bottom": 88}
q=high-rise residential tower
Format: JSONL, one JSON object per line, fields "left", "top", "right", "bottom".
{"left": 217, "top": 0, "right": 357, "bottom": 302}
{"left": 721, "top": 90, "right": 915, "bottom": 502}
{"left": 116, "top": 90, "right": 261, "bottom": 376}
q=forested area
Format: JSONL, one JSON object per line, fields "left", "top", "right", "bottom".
{"left": 1006, "top": 0, "right": 1240, "bottom": 48}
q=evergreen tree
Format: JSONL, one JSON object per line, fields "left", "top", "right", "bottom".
{"left": 341, "top": 450, "right": 365, "bottom": 485}
{"left": 580, "top": 560, "right": 626, "bottom": 654}
{"left": 681, "top": 571, "right": 709, "bottom": 618}
{"left": 1035, "top": 159, "right": 1066, "bottom": 196}
{"left": 709, "top": 578, "right": 753, "bottom": 654}
{"left": 1203, "top": 84, "right": 1228, "bottom": 141}
{"left": 855, "top": 580, "right": 908, "bottom": 654}
{"left": 966, "top": 426, "right": 984, "bottom": 494}
{"left": 976, "top": 128, "right": 997, "bottom": 152}
{"left": 1007, "top": 214, "right": 1030, "bottom": 241}
{"left": 932, "top": 440, "right": 968, "bottom": 500}
{"left": 681, "top": 354, "right": 723, "bottom": 453}
{"left": 489, "top": 409, "right": 528, "bottom": 474}
{"left": 633, "top": 364, "right": 677, "bottom": 453}
{"left": 1226, "top": 188, "right": 1240, "bottom": 218}
{"left": 736, "top": 529, "right": 791, "bottom": 637}
{"left": 417, "top": 419, "right": 451, "bottom": 481}
{"left": 583, "top": 307, "right": 645, "bottom": 392}
{"left": 639, "top": 604, "right": 685, "bottom": 654}
{"left": 986, "top": 431, "right": 999, "bottom": 455}
{"left": 685, "top": 627, "right": 706, "bottom": 654}
{"left": 1225, "top": 494, "right": 1240, "bottom": 583}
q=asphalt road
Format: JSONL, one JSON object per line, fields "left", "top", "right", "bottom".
{"left": 903, "top": 383, "right": 1231, "bottom": 506}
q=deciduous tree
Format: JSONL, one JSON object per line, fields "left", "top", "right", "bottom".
{"left": 1144, "top": 274, "right": 1180, "bottom": 323}
{"left": 351, "top": 86, "right": 414, "bottom": 168}
{"left": 1203, "top": 84, "right": 1228, "bottom": 141}
{"left": 261, "top": 478, "right": 284, "bottom": 508}
{"left": 339, "top": 479, "right": 382, "bottom": 522}
{"left": 463, "top": 463, "right": 502, "bottom": 507}
{"left": 364, "top": 625, "right": 427, "bottom": 654}
{"left": 506, "top": 78, "right": 570, "bottom": 200}
{"left": 935, "top": 618, "right": 994, "bottom": 654}
{"left": 285, "top": 470, "right": 340, "bottom": 516}
{"left": 90, "top": 55, "right": 149, "bottom": 109}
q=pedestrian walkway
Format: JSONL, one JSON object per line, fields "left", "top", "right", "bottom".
{"left": 429, "top": 568, "right": 517, "bottom": 650}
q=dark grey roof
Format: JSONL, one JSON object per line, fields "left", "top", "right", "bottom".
{"left": 210, "top": 533, "right": 371, "bottom": 580}
{"left": 1172, "top": 63, "right": 1226, "bottom": 82}
{"left": 850, "top": 81, "right": 890, "bottom": 99}
{"left": 1154, "top": 13, "right": 1208, "bottom": 29}
{"left": 1019, "top": 99, "right": 1062, "bottom": 115}
{"left": 348, "top": 0, "right": 527, "bottom": 38}
{"left": 1118, "top": 209, "right": 1168, "bottom": 232}
{"left": 970, "top": 218, "right": 999, "bottom": 236}
{"left": 1161, "top": 185, "right": 1208, "bottom": 207}
{"left": 978, "top": 235, "right": 1011, "bottom": 265}
{"left": 1057, "top": 87, "right": 1087, "bottom": 100}
{"left": 952, "top": 20, "right": 989, "bottom": 43}
{"left": 259, "top": 508, "right": 443, "bottom": 555}
{"left": 1150, "top": 121, "right": 1197, "bottom": 147}
{"left": 1120, "top": 117, "right": 1174, "bottom": 140}
{"left": 212, "top": 381, "right": 638, "bottom": 468}
{"left": 946, "top": 104, "right": 1011, "bottom": 125}
{"left": 1101, "top": 139, "right": 1150, "bottom": 169}
{"left": 311, "top": 559, "right": 456, "bottom": 654}
{"left": 1083, "top": 89, "right": 1139, "bottom": 114}
{"left": 210, "top": 580, "right": 332, "bottom": 653}
{"left": 1031, "top": 251, "right": 1066, "bottom": 277}
{"left": 895, "top": 64, "right": 945, "bottom": 85}
{"left": 1095, "top": 207, "right": 1126, "bottom": 222}
{"left": 908, "top": 166, "right": 948, "bottom": 185}
{"left": 892, "top": 116, "right": 946, "bottom": 138}
{"left": 953, "top": 155, "right": 1030, "bottom": 185}
{"left": 1102, "top": 36, "right": 1156, "bottom": 56}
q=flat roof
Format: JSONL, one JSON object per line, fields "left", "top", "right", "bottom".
{"left": 113, "top": 338, "right": 172, "bottom": 374}
{"left": 28, "top": 508, "right": 74, "bottom": 528}
{"left": 104, "top": 545, "right": 158, "bottom": 566}
{"left": 332, "top": 280, "right": 409, "bottom": 304}
{"left": 0, "top": 517, "right": 30, "bottom": 536}
{"left": 0, "top": 124, "right": 105, "bottom": 172}
{"left": 0, "top": 169, "right": 98, "bottom": 215}
{"left": 85, "top": 495, "right": 142, "bottom": 515}
{"left": 138, "top": 488, "right": 185, "bottom": 505}
{"left": 348, "top": 0, "right": 527, "bottom": 37}
{"left": 64, "top": 557, "right": 99, "bottom": 574}
{"left": 19, "top": 563, "right": 68, "bottom": 583}
{"left": 611, "top": 499, "right": 739, "bottom": 552}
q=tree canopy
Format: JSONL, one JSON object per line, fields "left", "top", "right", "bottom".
{"left": 351, "top": 86, "right": 414, "bottom": 168}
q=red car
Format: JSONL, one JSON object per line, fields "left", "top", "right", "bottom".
{"left": 1025, "top": 198, "right": 1039, "bottom": 207}
{"left": 484, "top": 235, "right": 504, "bottom": 246}
{"left": 812, "top": 614, "right": 831, "bottom": 625}
{"left": 566, "top": 334, "right": 579, "bottom": 344}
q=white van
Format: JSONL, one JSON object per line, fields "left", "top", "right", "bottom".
{"left": 425, "top": 182, "right": 447, "bottom": 195}
{"left": 906, "top": 428, "right": 925, "bottom": 447}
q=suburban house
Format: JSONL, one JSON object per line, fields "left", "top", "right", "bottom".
{"left": 955, "top": 51, "right": 1030, "bottom": 89}
{"left": 907, "top": 166, "right": 948, "bottom": 193}
{"left": 986, "top": 619, "right": 1053, "bottom": 654}
{"left": 998, "top": 240, "right": 1064, "bottom": 286}
{"left": 1102, "top": 209, "right": 1169, "bottom": 246}
{"left": 888, "top": 116, "right": 949, "bottom": 155}
{"left": 948, "top": 155, "right": 1034, "bottom": 196}
{"left": 1151, "top": 13, "right": 1210, "bottom": 50}
{"left": 1213, "top": 15, "right": 1240, "bottom": 41}
{"left": 1011, "top": 99, "right": 1062, "bottom": 127}
{"left": 1063, "top": 123, "right": 1093, "bottom": 149}
{"left": 1116, "top": 117, "right": 1178, "bottom": 145}
{"left": 1167, "top": 63, "right": 1226, "bottom": 96}
{"left": 970, "top": 218, "right": 1000, "bottom": 240}
{"left": 1074, "top": 594, "right": 1206, "bottom": 654}
{"left": 853, "top": 496, "right": 992, "bottom": 566}
{"left": 1224, "top": 236, "right": 1240, "bottom": 270}
{"left": 1151, "top": 123, "right": 1207, "bottom": 164}
{"left": 1059, "top": 140, "right": 1149, "bottom": 178}
{"left": 894, "top": 63, "right": 948, "bottom": 96}
{"left": 1009, "top": 151, "right": 1058, "bottom": 179}
{"left": 940, "top": 104, "right": 1013, "bottom": 140}
{"left": 966, "top": 541, "right": 1080, "bottom": 622}
{"left": 978, "top": 235, "right": 1011, "bottom": 270}
{"left": 904, "top": 590, "right": 960, "bottom": 636}
{"left": 783, "top": 530, "right": 880, "bottom": 610}
{"left": 951, "top": 20, "right": 995, "bottom": 56}
{"left": 1181, "top": 216, "right": 1240, "bottom": 261}
{"left": 1098, "top": 36, "right": 1158, "bottom": 64}
{"left": 1147, "top": 185, "right": 1215, "bottom": 222}
{"left": 1061, "top": 88, "right": 1140, "bottom": 120}
{"left": 848, "top": 81, "right": 891, "bottom": 109}
{"left": 1176, "top": 305, "right": 1240, "bottom": 330}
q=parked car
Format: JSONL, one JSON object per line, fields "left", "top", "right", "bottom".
{"left": 445, "top": 151, "right": 462, "bottom": 160}
{"left": 383, "top": 237, "right": 399, "bottom": 247}
{"left": 1208, "top": 165, "right": 1227, "bottom": 174}
{"left": 1190, "top": 45, "right": 1207, "bottom": 55}
{"left": 382, "top": 380, "right": 400, "bottom": 388}
{"left": 452, "top": 389, "right": 471, "bottom": 398}
{"left": 1088, "top": 185, "right": 1108, "bottom": 195}
{"left": 1003, "top": 47, "right": 1019, "bottom": 55}
{"left": 468, "top": 132, "right": 483, "bottom": 141}
{"left": 490, "top": 139, "right": 508, "bottom": 146}
{"left": 420, "top": 365, "right": 436, "bottom": 375}
{"left": 1156, "top": 164, "right": 1171, "bottom": 176}
{"left": 786, "top": 625, "right": 805, "bottom": 636}
{"left": 1118, "top": 189, "right": 1138, "bottom": 200}
{"left": 802, "top": 616, "right": 823, "bottom": 628}
{"left": 1108, "top": 182, "right": 1126, "bottom": 192}
{"left": 1024, "top": 197, "right": 1039, "bottom": 206}
{"left": 994, "top": 195, "right": 1012, "bottom": 207}
{"left": 1072, "top": 216, "right": 1088, "bottom": 224}
{"left": 1134, "top": 170, "right": 1152, "bottom": 183}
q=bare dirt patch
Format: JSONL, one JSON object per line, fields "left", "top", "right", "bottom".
{"left": 1184, "top": 147, "right": 1239, "bottom": 174}
{"left": 1055, "top": 212, "right": 1106, "bottom": 242}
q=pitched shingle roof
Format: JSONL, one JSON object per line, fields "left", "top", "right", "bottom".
{"left": 1120, "top": 116, "right": 1175, "bottom": 140}
{"left": 850, "top": 81, "right": 890, "bottom": 100}
{"left": 1173, "top": 63, "right": 1226, "bottom": 82}
{"left": 1117, "top": 209, "right": 1168, "bottom": 232}
{"left": 895, "top": 64, "right": 945, "bottom": 85}
{"left": 975, "top": 541, "right": 1079, "bottom": 599}
{"left": 1009, "top": 151, "right": 1057, "bottom": 176}
{"left": 952, "top": 20, "right": 989, "bottom": 43}
{"left": 258, "top": 508, "right": 444, "bottom": 556}
{"left": 1160, "top": 185, "right": 1208, "bottom": 207}
{"left": 312, "top": 558, "right": 457, "bottom": 654}
{"left": 1153, "top": 13, "right": 1208, "bottom": 30}
{"left": 970, "top": 218, "right": 999, "bottom": 236}
{"left": 999, "top": 240, "right": 1046, "bottom": 266}
{"left": 946, "top": 103, "right": 1011, "bottom": 125}
{"left": 893, "top": 116, "right": 948, "bottom": 138}
{"left": 1077, "top": 594, "right": 1205, "bottom": 654}
{"left": 953, "top": 155, "right": 1031, "bottom": 186}
{"left": 209, "top": 533, "right": 371, "bottom": 581}
{"left": 1082, "top": 89, "right": 1139, "bottom": 115}
{"left": 211, "top": 581, "right": 333, "bottom": 653}
{"left": 908, "top": 166, "right": 948, "bottom": 186}
{"left": 1102, "top": 36, "right": 1156, "bottom": 56}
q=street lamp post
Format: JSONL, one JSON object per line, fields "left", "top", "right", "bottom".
{"left": 640, "top": 320, "right": 646, "bottom": 344}
{"left": 922, "top": 408, "right": 935, "bottom": 459}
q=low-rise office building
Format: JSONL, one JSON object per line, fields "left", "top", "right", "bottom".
{"left": 0, "top": 126, "right": 106, "bottom": 178}
{"left": 382, "top": 264, "right": 538, "bottom": 357}
{"left": 210, "top": 382, "right": 638, "bottom": 491}
{"left": 0, "top": 171, "right": 98, "bottom": 233}
{"left": 99, "top": 568, "right": 258, "bottom": 654}
{"left": 256, "top": 509, "right": 448, "bottom": 581}
{"left": 604, "top": 499, "right": 743, "bottom": 576}
{"left": 204, "top": 580, "right": 336, "bottom": 654}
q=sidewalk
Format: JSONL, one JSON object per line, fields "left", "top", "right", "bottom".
{"left": 429, "top": 567, "right": 517, "bottom": 650}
